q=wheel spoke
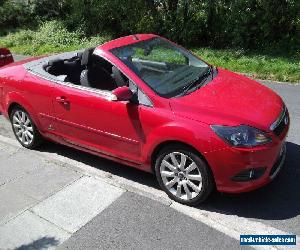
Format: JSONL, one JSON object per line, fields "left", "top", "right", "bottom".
{"left": 170, "top": 153, "right": 179, "bottom": 168}
{"left": 26, "top": 126, "right": 33, "bottom": 132}
{"left": 13, "top": 116, "right": 21, "bottom": 124}
{"left": 21, "top": 112, "right": 26, "bottom": 122}
{"left": 162, "top": 160, "right": 178, "bottom": 173}
{"left": 16, "top": 112, "right": 22, "bottom": 121}
{"left": 183, "top": 182, "right": 192, "bottom": 199}
{"left": 16, "top": 130, "right": 22, "bottom": 136}
{"left": 185, "top": 162, "right": 197, "bottom": 173}
{"left": 26, "top": 131, "right": 33, "bottom": 139}
{"left": 24, "top": 132, "right": 29, "bottom": 143}
{"left": 13, "top": 124, "right": 21, "bottom": 129}
{"left": 187, "top": 174, "right": 202, "bottom": 182}
{"left": 176, "top": 183, "right": 182, "bottom": 197}
{"left": 178, "top": 154, "right": 187, "bottom": 171}
{"left": 166, "top": 178, "right": 177, "bottom": 189}
{"left": 21, "top": 132, "right": 26, "bottom": 143}
{"left": 187, "top": 180, "right": 201, "bottom": 193}
{"left": 24, "top": 117, "right": 30, "bottom": 126}
{"left": 161, "top": 171, "right": 175, "bottom": 178}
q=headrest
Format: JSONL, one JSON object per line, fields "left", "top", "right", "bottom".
{"left": 44, "top": 59, "right": 64, "bottom": 73}
{"left": 81, "top": 47, "right": 95, "bottom": 66}
{"left": 48, "top": 59, "right": 64, "bottom": 66}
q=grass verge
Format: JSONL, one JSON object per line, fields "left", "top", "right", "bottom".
{"left": 0, "top": 21, "right": 299, "bottom": 83}
{"left": 193, "top": 48, "right": 299, "bottom": 83}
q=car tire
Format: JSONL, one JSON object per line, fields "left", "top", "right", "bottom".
{"left": 155, "top": 144, "right": 214, "bottom": 206}
{"left": 10, "top": 106, "right": 44, "bottom": 149}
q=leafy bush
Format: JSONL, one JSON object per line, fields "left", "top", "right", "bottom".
{"left": 33, "top": 21, "right": 83, "bottom": 47}
{"left": 65, "top": 0, "right": 298, "bottom": 52}
{"left": 0, "top": 0, "right": 298, "bottom": 53}
{"left": 27, "top": 0, "right": 70, "bottom": 21}
{"left": 0, "top": 0, "right": 32, "bottom": 35}
{"left": 0, "top": 21, "right": 112, "bottom": 55}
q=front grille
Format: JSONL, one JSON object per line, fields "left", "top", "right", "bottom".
{"left": 270, "top": 106, "right": 288, "bottom": 136}
{"left": 231, "top": 167, "right": 266, "bottom": 182}
{"left": 273, "top": 116, "right": 287, "bottom": 136}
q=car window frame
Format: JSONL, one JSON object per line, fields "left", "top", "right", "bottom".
{"left": 28, "top": 53, "right": 153, "bottom": 107}
{"left": 109, "top": 37, "right": 210, "bottom": 98}
{"left": 92, "top": 51, "right": 154, "bottom": 107}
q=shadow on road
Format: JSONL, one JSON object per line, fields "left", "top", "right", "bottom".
{"left": 38, "top": 141, "right": 158, "bottom": 188}
{"left": 15, "top": 236, "right": 59, "bottom": 250}
{"left": 37, "top": 140, "right": 300, "bottom": 221}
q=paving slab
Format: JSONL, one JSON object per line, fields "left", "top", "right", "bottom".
{"left": 0, "top": 186, "right": 38, "bottom": 225}
{"left": 0, "top": 210, "right": 70, "bottom": 250}
{"left": 0, "top": 149, "right": 45, "bottom": 186}
{"left": 5, "top": 163, "right": 82, "bottom": 201}
{"left": 0, "top": 141, "right": 18, "bottom": 158}
{"left": 32, "top": 176, "right": 124, "bottom": 233}
{"left": 59, "top": 192, "right": 249, "bottom": 250}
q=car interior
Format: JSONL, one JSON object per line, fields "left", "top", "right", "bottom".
{"left": 40, "top": 47, "right": 152, "bottom": 106}
{"left": 43, "top": 47, "right": 129, "bottom": 92}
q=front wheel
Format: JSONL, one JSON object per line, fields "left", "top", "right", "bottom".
{"left": 10, "top": 106, "right": 44, "bottom": 149}
{"left": 155, "top": 145, "right": 214, "bottom": 206}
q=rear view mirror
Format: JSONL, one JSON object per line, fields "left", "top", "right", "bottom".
{"left": 112, "top": 86, "right": 133, "bottom": 101}
{"left": 0, "top": 48, "right": 14, "bottom": 67}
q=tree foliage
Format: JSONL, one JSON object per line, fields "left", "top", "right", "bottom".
{"left": 0, "top": 0, "right": 299, "bottom": 51}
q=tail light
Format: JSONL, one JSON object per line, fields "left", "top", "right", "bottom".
{"left": 0, "top": 48, "right": 14, "bottom": 67}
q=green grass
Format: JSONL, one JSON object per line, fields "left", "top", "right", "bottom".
{"left": 192, "top": 48, "right": 300, "bottom": 83}
{"left": 0, "top": 21, "right": 299, "bottom": 83}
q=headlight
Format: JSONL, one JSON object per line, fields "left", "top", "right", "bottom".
{"left": 211, "top": 125, "right": 271, "bottom": 147}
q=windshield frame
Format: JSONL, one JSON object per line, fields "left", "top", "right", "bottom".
{"left": 110, "top": 37, "right": 212, "bottom": 98}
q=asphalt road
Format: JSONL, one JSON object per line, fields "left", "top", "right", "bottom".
{"left": 59, "top": 192, "right": 245, "bottom": 250}
{"left": 1, "top": 55, "right": 299, "bottom": 248}
{"left": 13, "top": 54, "right": 29, "bottom": 62}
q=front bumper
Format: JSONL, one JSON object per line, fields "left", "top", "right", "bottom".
{"left": 205, "top": 115, "right": 289, "bottom": 193}
{"left": 269, "top": 143, "right": 286, "bottom": 179}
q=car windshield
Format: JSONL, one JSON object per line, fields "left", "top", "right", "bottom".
{"left": 110, "top": 37, "right": 210, "bottom": 98}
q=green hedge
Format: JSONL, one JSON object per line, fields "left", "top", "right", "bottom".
{"left": 0, "top": 21, "right": 298, "bottom": 82}
{"left": 0, "top": 21, "right": 112, "bottom": 55}
{"left": 0, "top": 0, "right": 299, "bottom": 52}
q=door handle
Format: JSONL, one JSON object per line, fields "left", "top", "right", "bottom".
{"left": 56, "top": 96, "right": 70, "bottom": 105}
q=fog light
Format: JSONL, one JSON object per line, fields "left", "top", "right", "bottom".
{"left": 231, "top": 167, "right": 266, "bottom": 182}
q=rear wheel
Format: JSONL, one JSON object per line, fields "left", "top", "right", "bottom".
{"left": 10, "top": 106, "right": 43, "bottom": 149}
{"left": 155, "top": 145, "right": 214, "bottom": 206}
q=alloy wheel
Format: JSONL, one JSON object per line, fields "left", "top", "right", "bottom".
{"left": 12, "top": 110, "right": 34, "bottom": 146}
{"left": 160, "top": 152, "right": 203, "bottom": 201}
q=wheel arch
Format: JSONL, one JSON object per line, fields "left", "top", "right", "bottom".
{"left": 150, "top": 140, "right": 211, "bottom": 174}
{"left": 6, "top": 95, "right": 41, "bottom": 130}
{"left": 8, "top": 102, "right": 22, "bottom": 117}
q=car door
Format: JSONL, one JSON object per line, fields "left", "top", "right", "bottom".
{"left": 50, "top": 82, "right": 144, "bottom": 163}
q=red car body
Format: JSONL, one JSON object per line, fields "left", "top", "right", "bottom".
{"left": 0, "top": 34, "right": 289, "bottom": 194}
{"left": 0, "top": 48, "right": 14, "bottom": 67}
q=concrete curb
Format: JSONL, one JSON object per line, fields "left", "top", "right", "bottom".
{"left": 237, "top": 72, "right": 300, "bottom": 86}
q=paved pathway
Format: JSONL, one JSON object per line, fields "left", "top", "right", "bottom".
{"left": 0, "top": 139, "right": 245, "bottom": 250}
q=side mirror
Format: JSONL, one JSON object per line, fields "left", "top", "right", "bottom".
{"left": 0, "top": 48, "right": 14, "bottom": 67}
{"left": 112, "top": 86, "right": 133, "bottom": 102}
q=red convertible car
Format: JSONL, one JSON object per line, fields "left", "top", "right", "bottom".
{"left": 0, "top": 48, "right": 14, "bottom": 67}
{"left": 0, "top": 34, "right": 289, "bottom": 205}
